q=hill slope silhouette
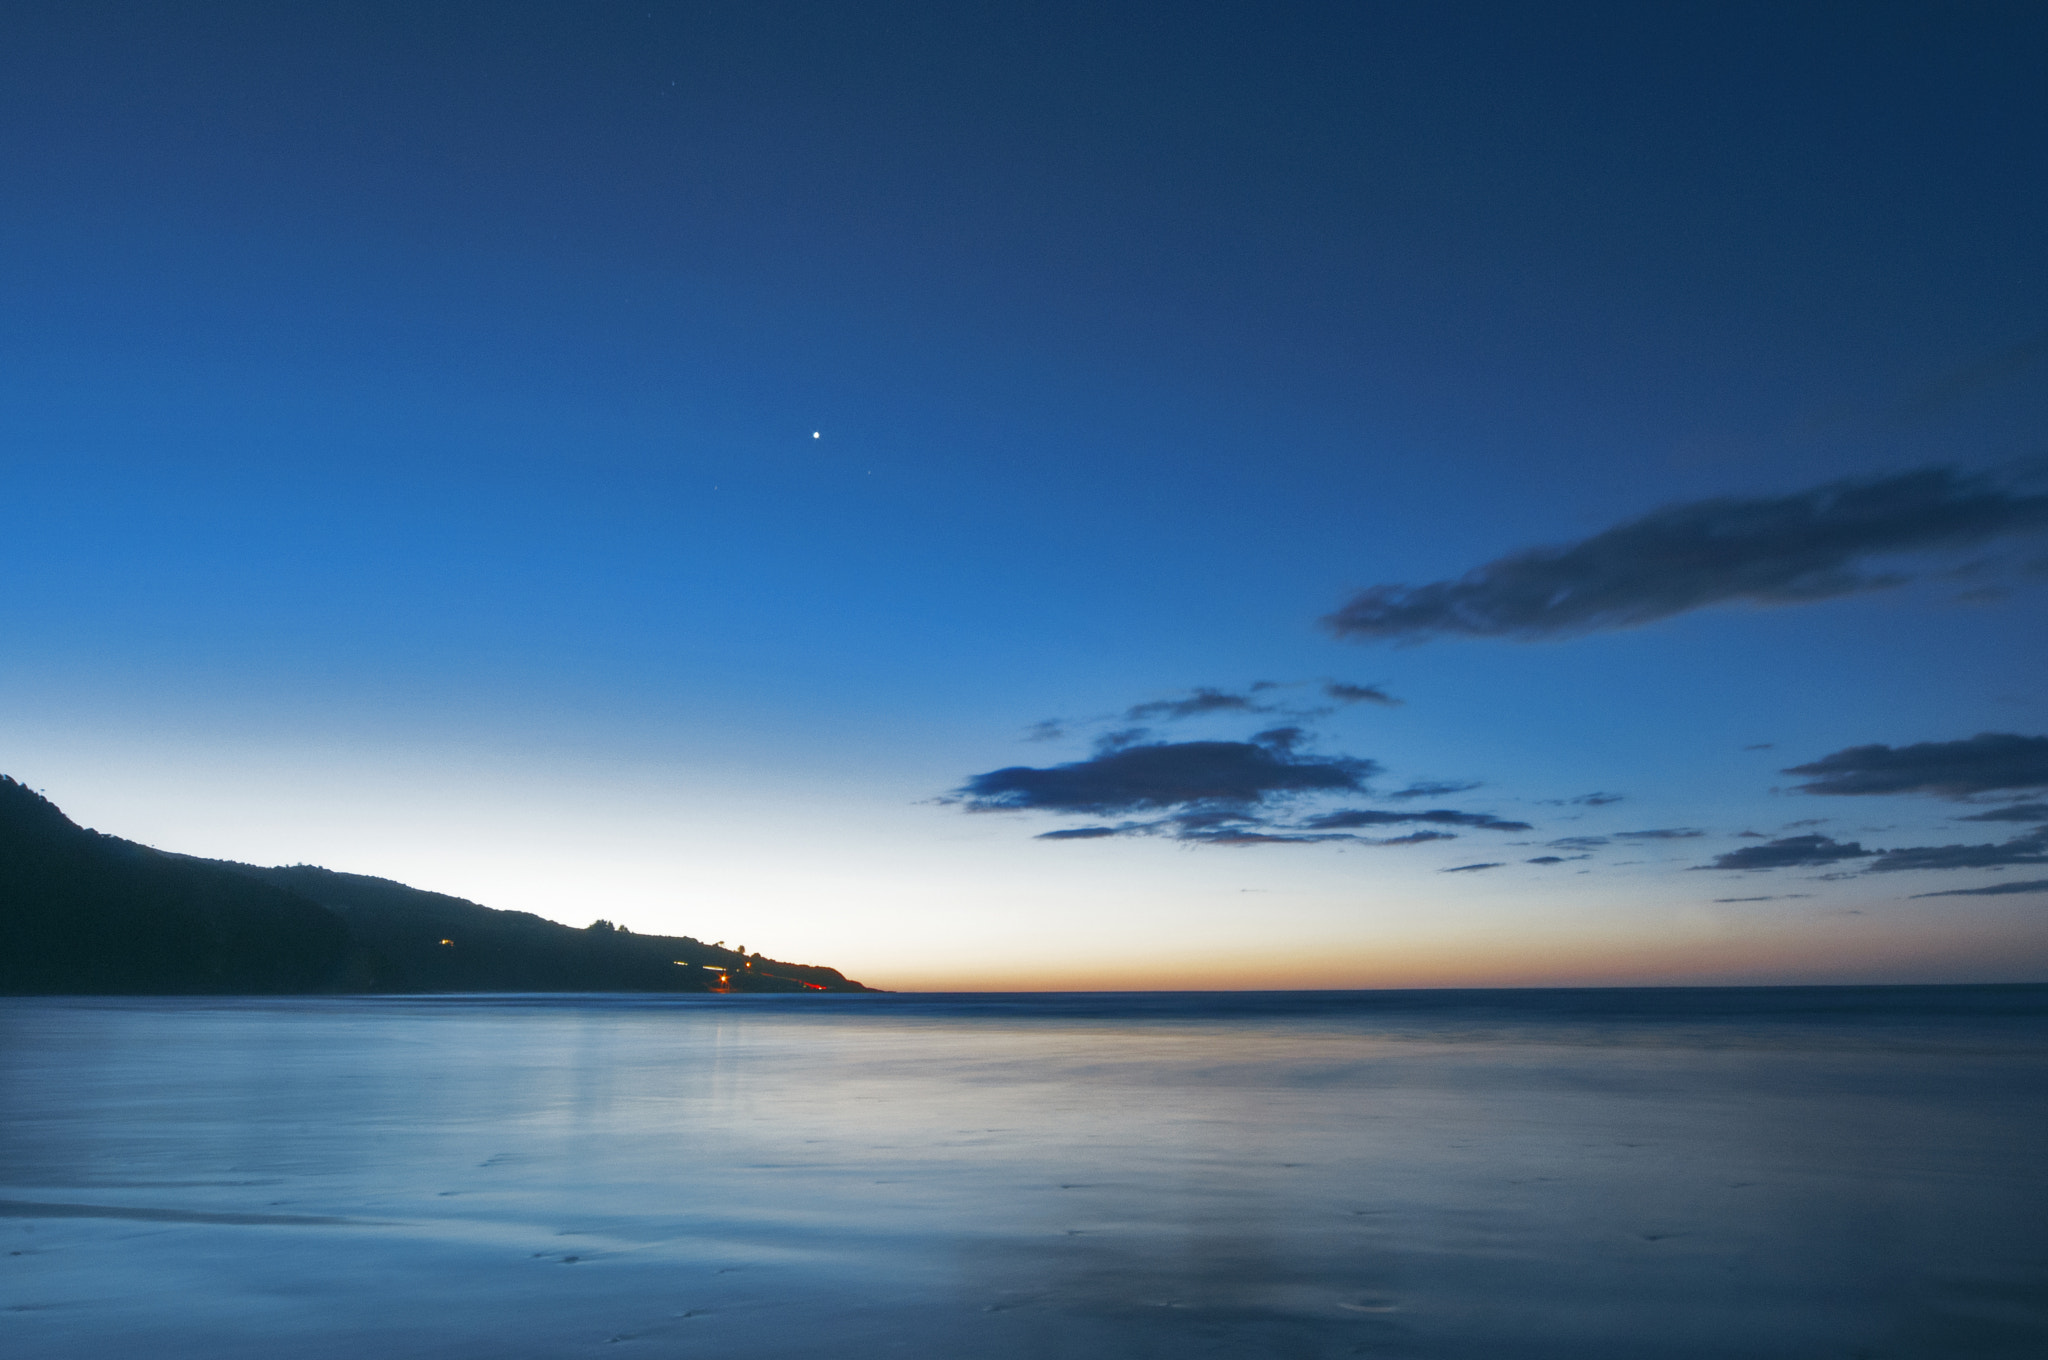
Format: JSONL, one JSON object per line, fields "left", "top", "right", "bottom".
{"left": 0, "top": 776, "right": 869, "bottom": 995}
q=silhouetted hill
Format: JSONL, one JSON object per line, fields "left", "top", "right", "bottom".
{"left": 0, "top": 776, "right": 871, "bottom": 995}
{"left": 0, "top": 776, "right": 352, "bottom": 993}
{"left": 220, "top": 863, "right": 864, "bottom": 993}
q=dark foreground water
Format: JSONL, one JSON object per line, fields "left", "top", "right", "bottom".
{"left": 2, "top": 987, "right": 2045, "bottom": 1359}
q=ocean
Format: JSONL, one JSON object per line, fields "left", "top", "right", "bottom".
{"left": 2, "top": 986, "right": 2044, "bottom": 1358}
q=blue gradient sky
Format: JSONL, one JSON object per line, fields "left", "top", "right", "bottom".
{"left": 5, "top": 2, "right": 2048, "bottom": 988}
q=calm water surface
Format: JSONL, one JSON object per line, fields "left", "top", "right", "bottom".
{"left": 2, "top": 987, "right": 2045, "bottom": 1358}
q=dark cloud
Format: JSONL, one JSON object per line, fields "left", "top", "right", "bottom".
{"left": 1713, "top": 896, "right": 1779, "bottom": 903}
{"left": 1783, "top": 733, "right": 2048, "bottom": 797}
{"left": 1526, "top": 854, "right": 1590, "bottom": 864}
{"left": 1865, "top": 831, "right": 2048, "bottom": 873}
{"left": 1547, "top": 836, "right": 1609, "bottom": 850}
{"left": 1022, "top": 720, "right": 1067, "bottom": 742}
{"left": 1956, "top": 802, "right": 2048, "bottom": 823}
{"left": 1614, "top": 828, "right": 1706, "bottom": 840}
{"left": 1387, "top": 780, "right": 1481, "bottom": 801}
{"left": 1323, "top": 681, "right": 1402, "bottom": 707}
{"left": 1299, "top": 808, "right": 1533, "bottom": 832}
{"left": 1742, "top": 743, "right": 1776, "bottom": 751}
{"left": 1125, "top": 687, "right": 1271, "bottom": 722}
{"left": 1085, "top": 727, "right": 1151, "bottom": 754}
{"left": 1735, "top": 831, "right": 1768, "bottom": 839}
{"left": 1323, "top": 468, "right": 2048, "bottom": 644}
{"left": 963, "top": 729, "right": 1543, "bottom": 850}
{"left": 1252, "top": 725, "right": 1309, "bottom": 752}
{"left": 1441, "top": 862, "right": 1504, "bottom": 873}
{"left": 1697, "top": 835, "right": 1875, "bottom": 870}
{"left": 1120, "top": 679, "right": 1399, "bottom": 724}
{"left": 1703, "top": 827, "right": 2048, "bottom": 876}
{"left": 958, "top": 740, "right": 1377, "bottom": 818}
{"left": 1545, "top": 792, "right": 1624, "bottom": 807}
{"left": 1909, "top": 878, "right": 2048, "bottom": 899}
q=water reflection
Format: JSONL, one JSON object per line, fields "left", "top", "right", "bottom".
{"left": 1, "top": 989, "right": 2044, "bottom": 1358}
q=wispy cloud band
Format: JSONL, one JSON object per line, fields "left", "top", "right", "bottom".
{"left": 1325, "top": 467, "right": 2048, "bottom": 644}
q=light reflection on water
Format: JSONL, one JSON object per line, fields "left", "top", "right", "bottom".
{"left": 2, "top": 988, "right": 2045, "bottom": 1358}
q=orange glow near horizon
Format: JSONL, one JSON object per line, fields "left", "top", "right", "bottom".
{"left": 855, "top": 906, "right": 2048, "bottom": 993}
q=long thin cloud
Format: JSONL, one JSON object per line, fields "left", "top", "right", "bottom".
{"left": 1325, "top": 467, "right": 2048, "bottom": 644}
{"left": 1909, "top": 878, "right": 2048, "bottom": 899}
{"left": 1865, "top": 831, "right": 2048, "bottom": 874}
{"left": 1696, "top": 829, "right": 2048, "bottom": 874}
{"left": 1957, "top": 803, "right": 2048, "bottom": 824}
{"left": 1783, "top": 734, "right": 2048, "bottom": 797}
{"left": 1298, "top": 808, "right": 1532, "bottom": 832}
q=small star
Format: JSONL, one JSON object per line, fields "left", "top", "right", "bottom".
{"left": 812, "top": 431, "right": 821, "bottom": 439}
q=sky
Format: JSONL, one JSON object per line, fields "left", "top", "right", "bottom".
{"left": 5, "top": 1, "right": 2048, "bottom": 990}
